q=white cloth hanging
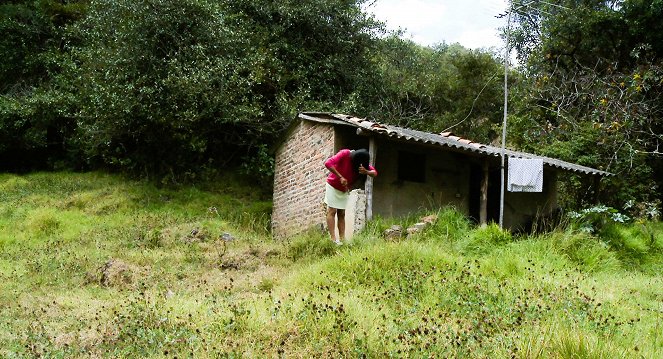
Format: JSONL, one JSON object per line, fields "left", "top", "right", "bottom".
{"left": 508, "top": 158, "right": 543, "bottom": 192}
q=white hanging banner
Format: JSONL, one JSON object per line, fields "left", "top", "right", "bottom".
{"left": 508, "top": 158, "right": 543, "bottom": 192}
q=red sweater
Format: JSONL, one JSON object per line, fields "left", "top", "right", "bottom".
{"left": 325, "top": 149, "right": 377, "bottom": 192}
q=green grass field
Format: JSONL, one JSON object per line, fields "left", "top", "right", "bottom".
{"left": 0, "top": 172, "right": 661, "bottom": 358}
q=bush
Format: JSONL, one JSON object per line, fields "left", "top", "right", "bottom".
{"left": 568, "top": 205, "right": 630, "bottom": 234}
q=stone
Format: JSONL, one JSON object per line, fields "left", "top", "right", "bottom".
{"left": 221, "top": 232, "right": 235, "bottom": 242}
{"left": 406, "top": 222, "right": 431, "bottom": 238}
{"left": 412, "top": 222, "right": 428, "bottom": 230}
{"left": 421, "top": 214, "right": 438, "bottom": 225}
{"left": 384, "top": 225, "right": 403, "bottom": 240}
{"left": 406, "top": 226, "right": 421, "bottom": 238}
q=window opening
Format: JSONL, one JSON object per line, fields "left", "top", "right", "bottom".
{"left": 398, "top": 151, "right": 425, "bottom": 182}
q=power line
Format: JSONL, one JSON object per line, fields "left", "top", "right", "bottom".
{"left": 496, "top": 0, "right": 569, "bottom": 18}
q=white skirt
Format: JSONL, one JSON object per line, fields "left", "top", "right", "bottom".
{"left": 324, "top": 183, "right": 349, "bottom": 209}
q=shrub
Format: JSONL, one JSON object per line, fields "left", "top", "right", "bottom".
{"left": 568, "top": 205, "right": 630, "bottom": 234}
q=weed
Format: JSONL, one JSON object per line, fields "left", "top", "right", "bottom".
{"left": 0, "top": 173, "right": 661, "bottom": 358}
{"left": 569, "top": 204, "right": 630, "bottom": 234}
{"left": 427, "top": 207, "right": 472, "bottom": 241}
{"left": 257, "top": 278, "right": 275, "bottom": 292}
{"left": 457, "top": 223, "right": 512, "bottom": 254}
{"left": 285, "top": 229, "right": 338, "bottom": 261}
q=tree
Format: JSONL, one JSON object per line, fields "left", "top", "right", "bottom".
{"left": 0, "top": 0, "right": 528, "bottom": 188}
{"left": 0, "top": 0, "right": 86, "bottom": 170}
{"left": 68, "top": 0, "right": 382, "bottom": 179}
{"left": 356, "top": 36, "right": 507, "bottom": 144}
{"left": 508, "top": 0, "right": 663, "bottom": 211}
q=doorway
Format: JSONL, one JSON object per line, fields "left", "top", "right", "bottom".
{"left": 469, "top": 162, "right": 500, "bottom": 224}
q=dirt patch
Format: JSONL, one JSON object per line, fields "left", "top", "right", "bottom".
{"left": 220, "top": 251, "right": 262, "bottom": 271}
{"left": 98, "top": 259, "right": 141, "bottom": 288}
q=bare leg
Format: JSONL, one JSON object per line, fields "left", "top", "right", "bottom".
{"left": 326, "top": 207, "right": 338, "bottom": 242}
{"left": 337, "top": 209, "right": 345, "bottom": 241}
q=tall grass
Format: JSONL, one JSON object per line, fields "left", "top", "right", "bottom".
{"left": 0, "top": 172, "right": 661, "bottom": 358}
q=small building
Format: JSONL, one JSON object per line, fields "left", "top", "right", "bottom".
{"left": 272, "top": 112, "right": 611, "bottom": 238}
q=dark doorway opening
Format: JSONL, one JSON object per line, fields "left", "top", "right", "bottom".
{"left": 469, "top": 163, "right": 500, "bottom": 224}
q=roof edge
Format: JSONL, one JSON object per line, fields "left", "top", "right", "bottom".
{"left": 293, "top": 112, "right": 613, "bottom": 177}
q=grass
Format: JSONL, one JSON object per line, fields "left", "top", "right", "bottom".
{"left": 0, "top": 172, "right": 661, "bottom": 358}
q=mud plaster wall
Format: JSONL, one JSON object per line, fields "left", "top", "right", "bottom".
{"left": 272, "top": 121, "right": 335, "bottom": 238}
{"left": 372, "top": 139, "right": 471, "bottom": 218}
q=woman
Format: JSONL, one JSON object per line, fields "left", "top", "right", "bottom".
{"left": 324, "top": 148, "right": 377, "bottom": 245}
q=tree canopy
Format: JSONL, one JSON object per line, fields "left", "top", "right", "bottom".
{"left": 355, "top": 37, "right": 507, "bottom": 143}
{"left": 508, "top": 0, "right": 663, "bottom": 211}
{"left": 1, "top": 0, "right": 385, "bottom": 178}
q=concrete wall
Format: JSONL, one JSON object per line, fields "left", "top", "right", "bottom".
{"left": 272, "top": 121, "right": 335, "bottom": 238}
{"left": 503, "top": 169, "right": 558, "bottom": 230}
{"left": 370, "top": 136, "right": 559, "bottom": 230}
{"left": 336, "top": 189, "right": 366, "bottom": 240}
{"left": 372, "top": 139, "right": 471, "bottom": 218}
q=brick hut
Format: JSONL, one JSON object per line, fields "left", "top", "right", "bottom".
{"left": 272, "top": 112, "right": 611, "bottom": 238}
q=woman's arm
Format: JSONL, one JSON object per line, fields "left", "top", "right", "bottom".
{"left": 358, "top": 165, "right": 377, "bottom": 177}
{"left": 326, "top": 164, "right": 348, "bottom": 187}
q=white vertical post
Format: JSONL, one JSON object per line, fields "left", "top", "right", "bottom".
{"left": 500, "top": 1, "right": 513, "bottom": 229}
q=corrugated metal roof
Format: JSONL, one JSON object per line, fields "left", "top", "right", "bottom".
{"left": 299, "top": 112, "right": 612, "bottom": 176}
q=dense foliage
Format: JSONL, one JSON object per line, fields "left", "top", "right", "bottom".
{"left": 356, "top": 37, "right": 508, "bottom": 143}
{"left": 70, "top": 0, "right": 383, "bottom": 177}
{"left": 0, "top": 0, "right": 385, "bottom": 178}
{"left": 0, "top": 0, "right": 85, "bottom": 170}
{"left": 0, "top": 0, "right": 505, "bottom": 179}
{"left": 508, "top": 0, "right": 663, "bottom": 211}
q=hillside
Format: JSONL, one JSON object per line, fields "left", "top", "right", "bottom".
{"left": 0, "top": 172, "right": 661, "bottom": 358}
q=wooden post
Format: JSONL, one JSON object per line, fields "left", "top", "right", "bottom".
{"left": 366, "top": 137, "right": 376, "bottom": 221}
{"left": 480, "top": 160, "right": 489, "bottom": 226}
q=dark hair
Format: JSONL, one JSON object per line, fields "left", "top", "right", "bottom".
{"left": 351, "top": 149, "right": 369, "bottom": 172}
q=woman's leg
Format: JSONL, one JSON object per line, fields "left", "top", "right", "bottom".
{"left": 327, "top": 207, "right": 338, "bottom": 241}
{"left": 336, "top": 209, "right": 345, "bottom": 241}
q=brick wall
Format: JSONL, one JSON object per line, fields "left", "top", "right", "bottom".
{"left": 272, "top": 120, "right": 335, "bottom": 238}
